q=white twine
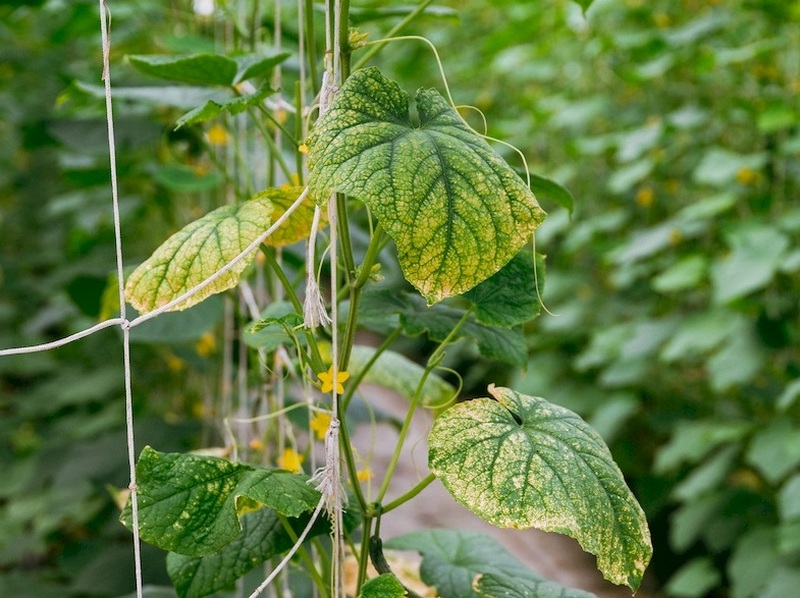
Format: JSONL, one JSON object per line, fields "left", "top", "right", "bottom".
{"left": 99, "top": 3, "right": 143, "bottom": 598}
{"left": 303, "top": 205, "right": 332, "bottom": 328}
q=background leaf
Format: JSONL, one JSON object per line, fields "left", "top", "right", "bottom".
{"left": 128, "top": 54, "right": 238, "bottom": 86}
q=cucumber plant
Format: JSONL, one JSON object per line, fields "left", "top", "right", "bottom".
{"left": 117, "top": 1, "right": 651, "bottom": 596}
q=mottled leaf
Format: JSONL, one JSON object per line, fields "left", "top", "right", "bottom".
{"left": 349, "top": 345, "right": 456, "bottom": 407}
{"left": 166, "top": 507, "right": 332, "bottom": 598}
{"left": 474, "top": 573, "right": 596, "bottom": 598}
{"left": 463, "top": 251, "right": 543, "bottom": 328}
{"left": 120, "top": 447, "right": 320, "bottom": 557}
{"left": 307, "top": 67, "right": 545, "bottom": 304}
{"left": 386, "top": 529, "right": 595, "bottom": 598}
{"left": 258, "top": 185, "right": 326, "bottom": 247}
{"left": 125, "top": 197, "right": 273, "bottom": 313}
{"left": 428, "top": 386, "right": 652, "bottom": 591}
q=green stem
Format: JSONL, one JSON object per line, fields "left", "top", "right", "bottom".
{"left": 248, "top": 106, "right": 294, "bottom": 181}
{"left": 337, "top": 396, "right": 368, "bottom": 514}
{"left": 375, "top": 309, "right": 471, "bottom": 504}
{"left": 294, "top": 81, "right": 305, "bottom": 185}
{"left": 304, "top": 0, "right": 319, "bottom": 96}
{"left": 261, "top": 246, "right": 324, "bottom": 373}
{"left": 382, "top": 473, "right": 436, "bottom": 514}
{"left": 352, "top": 0, "right": 435, "bottom": 70}
{"left": 356, "top": 515, "right": 373, "bottom": 591}
{"left": 338, "top": 0, "right": 352, "bottom": 81}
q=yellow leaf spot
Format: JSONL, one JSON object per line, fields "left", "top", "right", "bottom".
{"left": 318, "top": 365, "right": 350, "bottom": 394}
{"left": 635, "top": 186, "right": 655, "bottom": 208}
{"left": 357, "top": 467, "right": 373, "bottom": 482}
{"left": 195, "top": 332, "right": 216, "bottom": 357}
{"left": 277, "top": 447, "right": 305, "bottom": 473}
{"left": 735, "top": 167, "right": 759, "bottom": 186}
{"left": 310, "top": 411, "right": 332, "bottom": 440}
{"left": 207, "top": 123, "right": 229, "bottom": 146}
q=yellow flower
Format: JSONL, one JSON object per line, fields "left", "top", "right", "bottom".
{"left": 195, "top": 332, "right": 216, "bottom": 357}
{"left": 165, "top": 352, "right": 186, "bottom": 372}
{"left": 735, "top": 167, "right": 759, "bottom": 186}
{"left": 298, "top": 143, "right": 308, "bottom": 154}
{"left": 318, "top": 365, "right": 350, "bottom": 394}
{"left": 207, "top": 123, "right": 229, "bottom": 146}
{"left": 310, "top": 411, "right": 332, "bottom": 440}
{"left": 277, "top": 447, "right": 305, "bottom": 473}
{"left": 635, "top": 186, "right": 655, "bottom": 208}
{"left": 357, "top": 467, "right": 373, "bottom": 482}
{"left": 249, "top": 438, "right": 265, "bottom": 452}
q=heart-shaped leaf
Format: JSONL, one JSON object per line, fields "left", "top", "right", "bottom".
{"left": 428, "top": 386, "right": 652, "bottom": 591}
{"left": 125, "top": 197, "right": 273, "bottom": 313}
{"left": 307, "top": 67, "right": 545, "bottom": 304}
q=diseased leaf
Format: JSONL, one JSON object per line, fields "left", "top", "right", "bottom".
{"left": 349, "top": 345, "right": 456, "bottom": 407}
{"left": 258, "top": 185, "right": 327, "bottom": 247}
{"left": 464, "top": 251, "right": 543, "bottom": 328}
{"left": 428, "top": 386, "right": 652, "bottom": 591}
{"left": 307, "top": 67, "right": 545, "bottom": 304}
{"left": 474, "top": 573, "right": 596, "bottom": 598}
{"left": 128, "top": 54, "right": 238, "bottom": 86}
{"left": 386, "top": 529, "right": 595, "bottom": 598}
{"left": 167, "top": 507, "right": 333, "bottom": 598}
{"left": 174, "top": 82, "right": 276, "bottom": 129}
{"left": 125, "top": 198, "right": 273, "bottom": 313}
{"left": 119, "top": 447, "right": 320, "bottom": 557}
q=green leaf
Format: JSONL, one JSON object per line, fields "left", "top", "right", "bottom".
{"left": 232, "top": 52, "right": 291, "bottom": 84}
{"left": 175, "top": 82, "right": 277, "bottom": 129}
{"left": 570, "top": 0, "right": 595, "bottom": 13}
{"left": 728, "top": 528, "right": 776, "bottom": 598}
{"left": 778, "top": 474, "right": 800, "bottom": 521}
{"left": 73, "top": 81, "right": 230, "bottom": 109}
{"left": 120, "top": 447, "right": 320, "bottom": 556}
{"left": 153, "top": 165, "right": 223, "bottom": 193}
{"left": 428, "top": 386, "right": 652, "bottom": 591}
{"left": 665, "top": 558, "right": 721, "bottom": 598}
{"left": 357, "top": 574, "right": 407, "bottom": 598}
{"left": 711, "top": 224, "right": 789, "bottom": 304}
{"left": 349, "top": 345, "right": 456, "bottom": 407}
{"left": 652, "top": 255, "right": 707, "bottom": 293}
{"left": 359, "top": 289, "right": 528, "bottom": 366}
{"left": 124, "top": 197, "right": 273, "bottom": 313}
{"left": 746, "top": 420, "right": 800, "bottom": 485}
{"left": 243, "top": 302, "right": 303, "bottom": 351}
{"left": 474, "top": 573, "right": 595, "bottom": 598}
{"left": 307, "top": 67, "right": 545, "bottom": 304}
{"left": 528, "top": 172, "right": 574, "bottom": 214}
{"left": 128, "top": 295, "right": 224, "bottom": 344}
{"left": 166, "top": 507, "right": 331, "bottom": 598}
{"left": 463, "top": 251, "right": 543, "bottom": 328}
{"left": 693, "top": 148, "right": 766, "bottom": 187}
{"left": 386, "top": 529, "right": 595, "bottom": 598}
{"left": 654, "top": 420, "right": 751, "bottom": 473}
{"left": 128, "top": 54, "right": 238, "bottom": 86}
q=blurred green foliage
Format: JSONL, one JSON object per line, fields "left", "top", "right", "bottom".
{"left": 1, "top": 0, "right": 799, "bottom": 596}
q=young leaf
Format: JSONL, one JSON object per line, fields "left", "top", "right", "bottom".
{"left": 463, "top": 250, "right": 543, "bottom": 328}
{"left": 349, "top": 345, "right": 456, "bottom": 407}
{"left": 128, "top": 54, "right": 239, "bottom": 86}
{"left": 357, "top": 574, "right": 407, "bottom": 598}
{"left": 174, "top": 82, "right": 277, "bottom": 129}
{"left": 386, "top": 529, "right": 595, "bottom": 598}
{"left": 119, "top": 447, "right": 320, "bottom": 557}
{"left": 307, "top": 67, "right": 545, "bottom": 304}
{"left": 528, "top": 172, "right": 575, "bottom": 215}
{"left": 124, "top": 197, "right": 273, "bottom": 313}
{"left": 427, "top": 386, "right": 652, "bottom": 591}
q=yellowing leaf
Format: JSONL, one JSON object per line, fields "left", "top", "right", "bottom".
{"left": 257, "top": 186, "right": 327, "bottom": 247}
{"left": 428, "top": 385, "right": 652, "bottom": 591}
{"left": 307, "top": 67, "right": 545, "bottom": 304}
{"left": 125, "top": 198, "right": 273, "bottom": 313}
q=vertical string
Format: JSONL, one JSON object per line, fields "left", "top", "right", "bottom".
{"left": 98, "top": 2, "right": 143, "bottom": 597}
